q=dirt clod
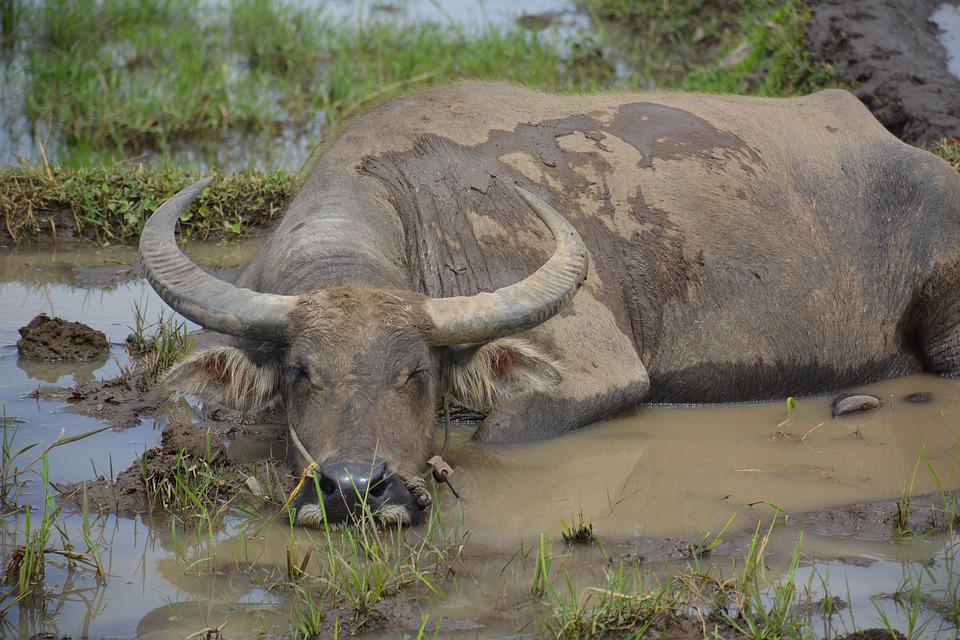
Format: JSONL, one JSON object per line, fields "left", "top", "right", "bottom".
{"left": 17, "top": 314, "right": 109, "bottom": 361}
{"left": 63, "top": 416, "right": 294, "bottom": 515}
{"left": 903, "top": 391, "right": 933, "bottom": 403}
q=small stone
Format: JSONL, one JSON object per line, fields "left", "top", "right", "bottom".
{"left": 831, "top": 394, "right": 881, "bottom": 417}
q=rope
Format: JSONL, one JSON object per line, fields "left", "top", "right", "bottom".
{"left": 282, "top": 395, "right": 462, "bottom": 516}
{"left": 288, "top": 423, "right": 318, "bottom": 466}
{"left": 424, "top": 395, "right": 462, "bottom": 500}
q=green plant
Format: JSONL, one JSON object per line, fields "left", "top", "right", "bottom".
{"left": 0, "top": 0, "right": 18, "bottom": 44}
{"left": 307, "top": 476, "right": 465, "bottom": 616}
{"left": 2, "top": 456, "right": 99, "bottom": 599}
{"left": 290, "top": 585, "right": 325, "bottom": 638}
{"left": 873, "top": 578, "right": 933, "bottom": 640}
{"left": 689, "top": 512, "right": 737, "bottom": 560}
{"left": 80, "top": 489, "right": 105, "bottom": 582}
{"left": 560, "top": 513, "right": 595, "bottom": 545}
{"left": 531, "top": 532, "right": 554, "bottom": 598}
{"left": 543, "top": 563, "right": 672, "bottom": 639}
{"left": 681, "top": 0, "right": 837, "bottom": 96}
{"left": 127, "top": 300, "right": 195, "bottom": 378}
{"left": 0, "top": 415, "right": 108, "bottom": 510}
{"left": 777, "top": 396, "right": 797, "bottom": 428}
{"left": 144, "top": 446, "right": 224, "bottom": 514}
{"left": 726, "top": 528, "right": 805, "bottom": 640}
{"left": 896, "top": 446, "right": 926, "bottom": 537}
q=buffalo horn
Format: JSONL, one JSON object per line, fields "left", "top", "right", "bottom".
{"left": 139, "top": 177, "right": 298, "bottom": 341}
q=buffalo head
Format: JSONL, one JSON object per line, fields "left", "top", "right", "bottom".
{"left": 139, "top": 177, "right": 587, "bottom": 526}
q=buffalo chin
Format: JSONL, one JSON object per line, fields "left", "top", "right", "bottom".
{"left": 294, "top": 501, "right": 421, "bottom": 529}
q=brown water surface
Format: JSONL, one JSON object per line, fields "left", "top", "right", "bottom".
{"left": 447, "top": 376, "right": 960, "bottom": 544}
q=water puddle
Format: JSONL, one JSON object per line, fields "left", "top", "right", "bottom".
{"left": 933, "top": 3, "right": 960, "bottom": 80}
{"left": 1, "top": 245, "right": 959, "bottom": 637}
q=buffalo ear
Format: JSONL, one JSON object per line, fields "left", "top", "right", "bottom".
{"left": 163, "top": 346, "right": 282, "bottom": 413}
{"left": 443, "top": 338, "right": 563, "bottom": 411}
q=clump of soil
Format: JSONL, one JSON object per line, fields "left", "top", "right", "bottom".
{"left": 63, "top": 417, "right": 295, "bottom": 515}
{"left": 807, "top": 0, "right": 960, "bottom": 144}
{"left": 17, "top": 314, "right": 109, "bottom": 361}
{"left": 841, "top": 630, "right": 906, "bottom": 640}
{"left": 903, "top": 391, "right": 933, "bottom": 403}
{"left": 801, "top": 490, "right": 960, "bottom": 541}
{"left": 61, "top": 372, "right": 162, "bottom": 429}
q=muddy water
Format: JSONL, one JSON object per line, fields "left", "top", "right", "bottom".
{"left": 448, "top": 375, "right": 960, "bottom": 542}
{"left": 1, "top": 246, "right": 959, "bottom": 638}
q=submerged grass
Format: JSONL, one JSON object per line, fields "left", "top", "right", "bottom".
{"left": 0, "top": 163, "right": 299, "bottom": 244}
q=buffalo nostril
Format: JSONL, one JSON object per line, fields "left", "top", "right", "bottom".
{"left": 318, "top": 473, "right": 337, "bottom": 497}
{"left": 367, "top": 465, "right": 389, "bottom": 499}
{"left": 368, "top": 479, "right": 386, "bottom": 498}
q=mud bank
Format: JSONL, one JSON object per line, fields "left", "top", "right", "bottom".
{"left": 60, "top": 418, "right": 294, "bottom": 515}
{"left": 808, "top": 0, "right": 960, "bottom": 143}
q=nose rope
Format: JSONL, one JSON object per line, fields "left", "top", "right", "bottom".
{"left": 424, "top": 395, "right": 461, "bottom": 500}
{"left": 282, "top": 425, "right": 320, "bottom": 514}
{"left": 283, "top": 396, "right": 461, "bottom": 518}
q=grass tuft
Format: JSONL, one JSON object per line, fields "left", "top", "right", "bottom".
{"left": 127, "top": 301, "right": 195, "bottom": 380}
{"left": 561, "top": 512, "right": 595, "bottom": 545}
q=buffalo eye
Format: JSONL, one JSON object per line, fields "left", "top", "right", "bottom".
{"left": 282, "top": 365, "right": 306, "bottom": 386}
{"left": 404, "top": 367, "right": 430, "bottom": 388}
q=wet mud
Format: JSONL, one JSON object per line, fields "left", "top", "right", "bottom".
{"left": 808, "top": 0, "right": 960, "bottom": 143}
{"left": 53, "top": 371, "right": 161, "bottom": 430}
{"left": 58, "top": 419, "right": 297, "bottom": 515}
{"left": 802, "top": 490, "right": 960, "bottom": 541}
{"left": 16, "top": 314, "right": 108, "bottom": 361}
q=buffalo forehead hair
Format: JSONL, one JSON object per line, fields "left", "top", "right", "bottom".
{"left": 289, "top": 286, "right": 433, "bottom": 339}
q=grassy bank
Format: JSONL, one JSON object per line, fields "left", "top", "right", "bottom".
{"left": 9, "top": 0, "right": 580, "bottom": 164}
{"left": 0, "top": 163, "right": 298, "bottom": 244}
{"left": 5, "top": 139, "right": 960, "bottom": 246}
{"left": 1, "top": 0, "right": 839, "bottom": 168}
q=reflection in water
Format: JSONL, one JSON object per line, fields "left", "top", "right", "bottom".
{"left": 16, "top": 354, "right": 109, "bottom": 384}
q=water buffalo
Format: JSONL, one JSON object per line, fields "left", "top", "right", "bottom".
{"left": 140, "top": 82, "right": 960, "bottom": 526}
